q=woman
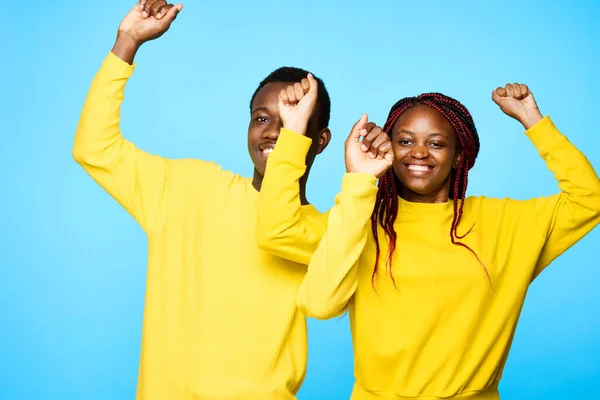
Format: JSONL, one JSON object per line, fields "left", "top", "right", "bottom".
{"left": 297, "top": 84, "right": 600, "bottom": 399}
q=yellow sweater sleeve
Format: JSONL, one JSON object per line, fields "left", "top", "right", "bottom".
{"left": 73, "top": 53, "right": 171, "bottom": 233}
{"left": 73, "top": 53, "right": 217, "bottom": 233}
{"left": 297, "top": 173, "right": 378, "bottom": 319}
{"left": 257, "top": 128, "right": 327, "bottom": 264}
{"left": 527, "top": 116, "right": 600, "bottom": 277}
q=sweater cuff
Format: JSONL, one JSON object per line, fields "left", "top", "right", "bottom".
{"left": 103, "top": 51, "right": 136, "bottom": 78}
{"left": 525, "top": 116, "right": 568, "bottom": 155}
{"left": 270, "top": 128, "right": 313, "bottom": 167}
{"left": 341, "top": 173, "right": 379, "bottom": 198}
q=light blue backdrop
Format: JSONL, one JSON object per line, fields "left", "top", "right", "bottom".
{"left": 1, "top": 1, "right": 598, "bottom": 399}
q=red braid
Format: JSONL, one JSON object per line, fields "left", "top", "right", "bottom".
{"left": 371, "top": 99, "right": 416, "bottom": 289}
{"left": 371, "top": 93, "right": 489, "bottom": 289}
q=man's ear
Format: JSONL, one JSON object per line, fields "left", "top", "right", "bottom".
{"left": 316, "top": 128, "right": 331, "bottom": 154}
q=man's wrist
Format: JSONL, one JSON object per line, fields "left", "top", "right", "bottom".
{"left": 112, "top": 32, "right": 142, "bottom": 64}
{"left": 282, "top": 121, "right": 308, "bottom": 136}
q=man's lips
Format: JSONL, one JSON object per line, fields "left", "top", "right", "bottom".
{"left": 258, "top": 143, "right": 276, "bottom": 159}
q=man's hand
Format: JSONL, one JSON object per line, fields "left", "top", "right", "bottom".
{"left": 112, "top": 1, "right": 184, "bottom": 64}
{"left": 278, "top": 74, "right": 318, "bottom": 136}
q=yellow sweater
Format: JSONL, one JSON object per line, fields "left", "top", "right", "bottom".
{"left": 73, "top": 52, "right": 324, "bottom": 400}
{"left": 257, "top": 128, "right": 329, "bottom": 265}
{"left": 264, "top": 117, "right": 599, "bottom": 399}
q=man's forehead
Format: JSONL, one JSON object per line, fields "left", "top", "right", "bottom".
{"left": 251, "top": 82, "right": 294, "bottom": 111}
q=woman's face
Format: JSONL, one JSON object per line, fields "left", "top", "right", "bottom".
{"left": 391, "top": 104, "right": 461, "bottom": 203}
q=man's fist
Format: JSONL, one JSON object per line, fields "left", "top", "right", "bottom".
{"left": 492, "top": 83, "right": 543, "bottom": 130}
{"left": 118, "top": 1, "right": 183, "bottom": 46}
{"left": 278, "top": 74, "right": 318, "bottom": 136}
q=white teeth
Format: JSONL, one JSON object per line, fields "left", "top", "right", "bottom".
{"left": 263, "top": 148, "right": 274, "bottom": 155}
{"left": 407, "top": 165, "right": 431, "bottom": 172}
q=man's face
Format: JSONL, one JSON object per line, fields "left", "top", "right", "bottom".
{"left": 248, "top": 82, "right": 327, "bottom": 180}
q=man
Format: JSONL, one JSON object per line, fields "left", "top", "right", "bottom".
{"left": 73, "top": 1, "right": 331, "bottom": 398}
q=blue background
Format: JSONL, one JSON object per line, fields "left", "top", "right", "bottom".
{"left": 1, "top": 0, "right": 599, "bottom": 399}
